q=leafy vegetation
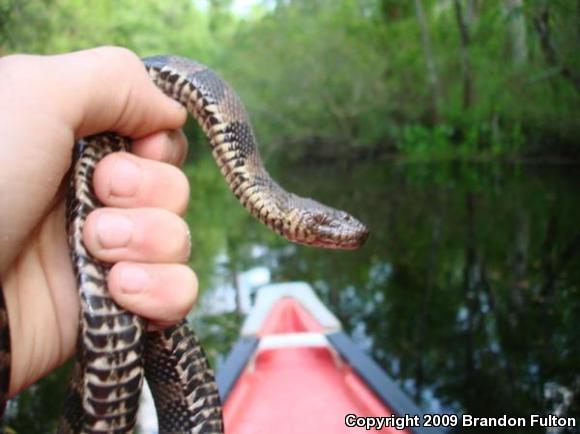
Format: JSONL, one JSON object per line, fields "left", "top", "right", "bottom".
{"left": 1, "top": 0, "right": 578, "bottom": 159}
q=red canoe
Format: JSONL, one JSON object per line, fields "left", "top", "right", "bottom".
{"left": 216, "top": 282, "right": 441, "bottom": 434}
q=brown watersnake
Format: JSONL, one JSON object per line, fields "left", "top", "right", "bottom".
{"left": 0, "top": 55, "right": 369, "bottom": 433}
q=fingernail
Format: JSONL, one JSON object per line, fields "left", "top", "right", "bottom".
{"left": 162, "top": 132, "right": 178, "bottom": 163}
{"left": 120, "top": 265, "right": 150, "bottom": 294}
{"left": 96, "top": 213, "right": 133, "bottom": 248}
{"left": 110, "top": 157, "right": 141, "bottom": 197}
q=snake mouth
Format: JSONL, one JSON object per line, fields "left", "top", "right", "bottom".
{"left": 297, "top": 206, "right": 370, "bottom": 250}
{"left": 316, "top": 224, "right": 369, "bottom": 249}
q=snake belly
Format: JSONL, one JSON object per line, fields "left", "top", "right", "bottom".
{"left": 1, "top": 55, "right": 369, "bottom": 433}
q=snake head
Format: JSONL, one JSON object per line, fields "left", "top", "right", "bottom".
{"left": 290, "top": 197, "right": 369, "bottom": 249}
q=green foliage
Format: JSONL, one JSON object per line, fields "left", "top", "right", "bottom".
{"left": 1, "top": 0, "right": 578, "bottom": 158}
{"left": 396, "top": 124, "right": 454, "bottom": 158}
{"left": 217, "top": 0, "right": 391, "bottom": 159}
{"left": 0, "top": 0, "right": 214, "bottom": 60}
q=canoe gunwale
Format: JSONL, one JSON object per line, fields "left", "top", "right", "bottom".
{"left": 217, "top": 336, "right": 258, "bottom": 401}
{"left": 216, "top": 282, "right": 447, "bottom": 434}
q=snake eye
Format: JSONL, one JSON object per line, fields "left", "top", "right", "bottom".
{"left": 337, "top": 211, "right": 353, "bottom": 222}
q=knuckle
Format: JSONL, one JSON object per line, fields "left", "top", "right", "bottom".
{"left": 167, "top": 215, "right": 191, "bottom": 261}
{"left": 91, "top": 46, "right": 141, "bottom": 67}
{"left": 112, "top": 47, "right": 142, "bottom": 69}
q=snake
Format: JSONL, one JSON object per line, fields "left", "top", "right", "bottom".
{"left": 0, "top": 55, "right": 369, "bottom": 433}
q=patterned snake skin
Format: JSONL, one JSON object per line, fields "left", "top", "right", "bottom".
{"left": 0, "top": 56, "right": 369, "bottom": 433}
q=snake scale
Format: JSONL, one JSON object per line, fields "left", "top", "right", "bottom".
{"left": 0, "top": 55, "right": 369, "bottom": 433}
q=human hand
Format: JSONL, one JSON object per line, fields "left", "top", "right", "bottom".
{"left": 0, "top": 47, "right": 197, "bottom": 396}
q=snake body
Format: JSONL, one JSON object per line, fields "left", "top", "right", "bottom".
{"left": 1, "top": 56, "right": 369, "bottom": 433}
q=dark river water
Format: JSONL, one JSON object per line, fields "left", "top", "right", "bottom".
{"left": 197, "top": 159, "right": 580, "bottom": 434}
{"left": 6, "top": 159, "right": 580, "bottom": 433}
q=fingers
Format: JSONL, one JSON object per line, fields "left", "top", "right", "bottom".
{"left": 84, "top": 130, "right": 195, "bottom": 327}
{"left": 132, "top": 129, "right": 188, "bottom": 166}
{"left": 93, "top": 151, "right": 190, "bottom": 215}
{"left": 107, "top": 263, "right": 198, "bottom": 328}
{"left": 83, "top": 208, "right": 191, "bottom": 264}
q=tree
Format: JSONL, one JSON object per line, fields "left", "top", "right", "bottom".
{"left": 453, "top": 0, "right": 473, "bottom": 109}
{"left": 504, "top": 0, "right": 528, "bottom": 66}
{"left": 414, "top": 0, "right": 442, "bottom": 122}
{"left": 532, "top": 0, "right": 580, "bottom": 93}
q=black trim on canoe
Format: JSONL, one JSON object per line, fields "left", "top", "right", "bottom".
{"left": 327, "top": 332, "right": 447, "bottom": 434}
{"left": 217, "top": 336, "right": 259, "bottom": 401}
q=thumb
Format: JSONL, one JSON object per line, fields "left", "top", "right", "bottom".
{"left": 50, "top": 46, "right": 187, "bottom": 139}
{"left": 0, "top": 47, "right": 186, "bottom": 272}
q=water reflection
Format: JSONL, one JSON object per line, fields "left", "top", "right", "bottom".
{"left": 204, "top": 160, "right": 580, "bottom": 433}
{"left": 6, "top": 160, "right": 579, "bottom": 433}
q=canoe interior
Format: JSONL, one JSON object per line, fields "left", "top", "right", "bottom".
{"left": 222, "top": 298, "right": 411, "bottom": 434}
